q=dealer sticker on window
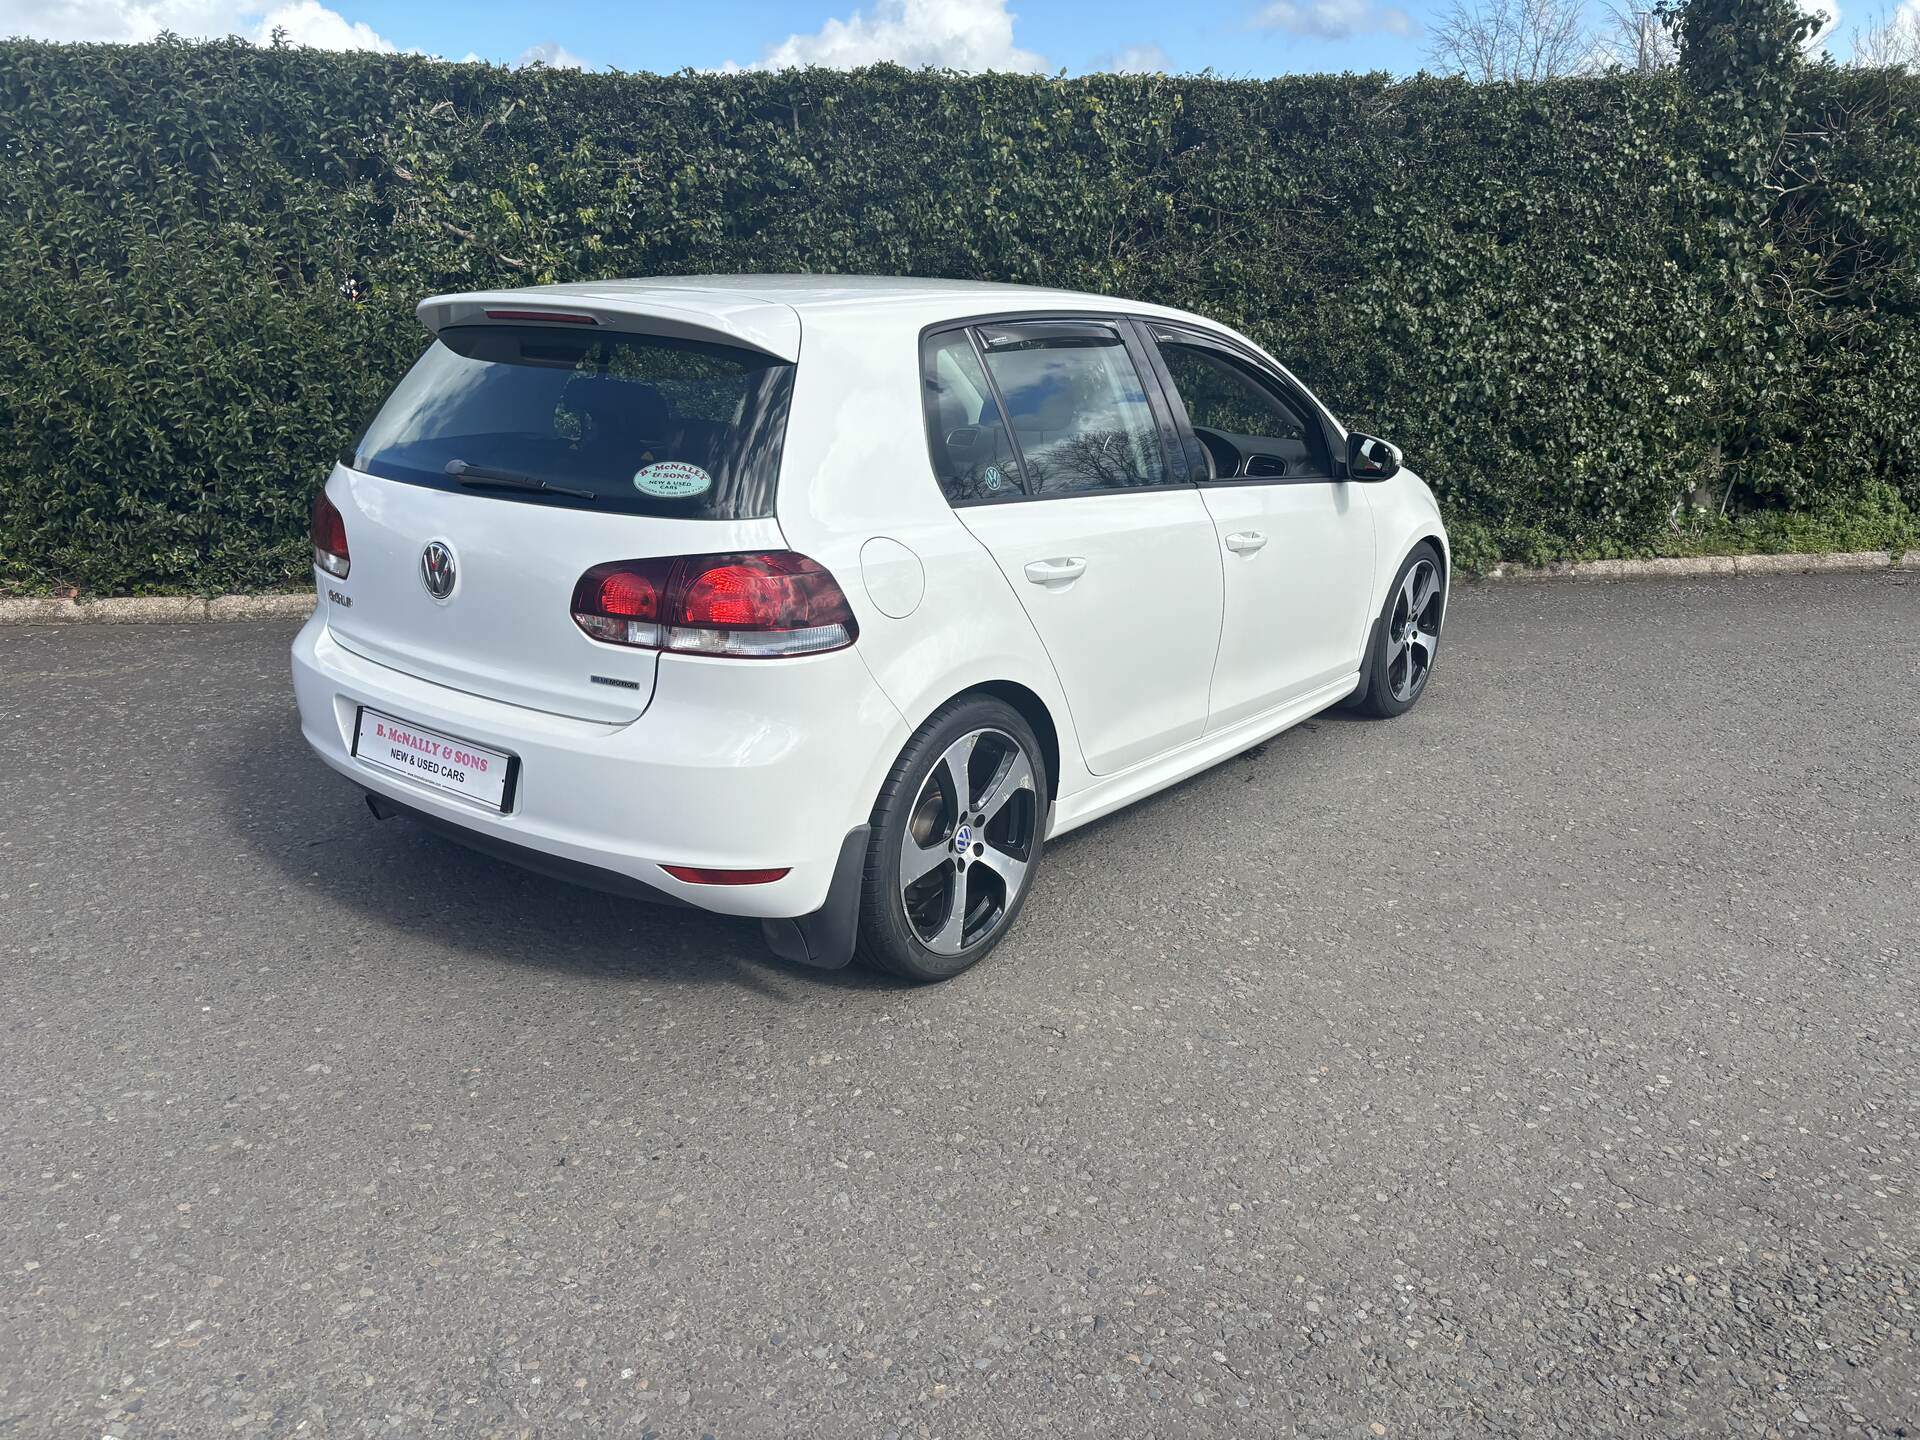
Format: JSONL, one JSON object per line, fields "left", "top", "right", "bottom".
{"left": 352, "top": 709, "right": 513, "bottom": 811}
{"left": 632, "top": 460, "right": 712, "bottom": 498}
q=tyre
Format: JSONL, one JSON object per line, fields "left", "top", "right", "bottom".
{"left": 1349, "top": 542, "right": 1445, "bottom": 719}
{"left": 856, "top": 695, "right": 1048, "bottom": 981}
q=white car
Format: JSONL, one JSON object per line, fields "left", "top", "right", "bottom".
{"left": 293, "top": 275, "right": 1447, "bottom": 981}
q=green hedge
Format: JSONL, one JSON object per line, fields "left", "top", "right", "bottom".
{"left": 1, "top": 38, "right": 1916, "bottom": 592}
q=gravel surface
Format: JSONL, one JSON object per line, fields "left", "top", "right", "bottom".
{"left": 2, "top": 571, "right": 1916, "bottom": 1439}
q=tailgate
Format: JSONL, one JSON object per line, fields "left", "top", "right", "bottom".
{"left": 323, "top": 465, "right": 785, "bottom": 724}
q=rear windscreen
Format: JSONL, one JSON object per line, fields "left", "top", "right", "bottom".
{"left": 348, "top": 326, "right": 794, "bottom": 519}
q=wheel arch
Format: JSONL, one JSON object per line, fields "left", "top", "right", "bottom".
{"left": 970, "top": 679, "right": 1063, "bottom": 802}
{"left": 1412, "top": 529, "right": 1451, "bottom": 621}
{"left": 1367, "top": 511, "right": 1451, "bottom": 620}
{"left": 1376, "top": 531, "right": 1450, "bottom": 625}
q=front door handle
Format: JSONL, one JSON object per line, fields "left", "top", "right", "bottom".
{"left": 1224, "top": 531, "right": 1269, "bottom": 555}
{"left": 1024, "top": 556, "right": 1088, "bottom": 585}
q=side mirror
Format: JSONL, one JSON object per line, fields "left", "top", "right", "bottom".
{"left": 1345, "top": 432, "right": 1402, "bottom": 482}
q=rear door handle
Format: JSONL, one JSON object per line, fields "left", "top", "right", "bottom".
{"left": 1024, "top": 557, "right": 1088, "bottom": 585}
{"left": 1224, "top": 531, "right": 1269, "bottom": 555}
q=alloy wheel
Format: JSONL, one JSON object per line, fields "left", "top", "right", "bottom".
{"left": 897, "top": 727, "right": 1038, "bottom": 955}
{"left": 1386, "top": 558, "right": 1443, "bottom": 703}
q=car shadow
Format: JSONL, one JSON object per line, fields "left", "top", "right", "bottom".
{"left": 212, "top": 702, "right": 912, "bottom": 996}
{"left": 1041, "top": 705, "right": 1372, "bottom": 851}
{"left": 220, "top": 685, "right": 1386, "bottom": 993}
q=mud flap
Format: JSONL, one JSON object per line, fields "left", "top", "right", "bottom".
{"left": 759, "top": 825, "right": 869, "bottom": 970}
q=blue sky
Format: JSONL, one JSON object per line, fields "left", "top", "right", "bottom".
{"left": 357, "top": 0, "right": 1436, "bottom": 76}
{"left": 0, "top": 0, "right": 1888, "bottom": 75}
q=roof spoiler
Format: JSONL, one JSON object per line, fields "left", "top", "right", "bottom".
{"left": 415, "top": 289, "right": 801, "bottom": 362}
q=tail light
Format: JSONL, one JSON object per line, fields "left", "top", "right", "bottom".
{"left": 311, "top": 491, "right": 350, "bottom": 578}
{"left": 571, "top": 552, "right": 859, "bottom": 658}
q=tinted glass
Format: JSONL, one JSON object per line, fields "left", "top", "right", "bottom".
{"left": 922, "top": 331, "right": 1025, "bottom": 505}
{"left": 350, "top": 326, "right": 794, "bottom": 518}
{"left": 1157, "top": 338, "right": 1330, "bottom": 479}
{"left": 977, "top": 324, "right": 1167, "bottom": 496}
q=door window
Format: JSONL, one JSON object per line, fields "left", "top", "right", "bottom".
{"left": 922, "top": 331, "right": 1025, "bottom": 505}
{"left": 976, "top": 323, "right": 1169, "bottom": 496}
{"left": 1154, "top": 334, "right": 1331, "bottom": 481}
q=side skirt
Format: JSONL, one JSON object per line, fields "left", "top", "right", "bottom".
{"left": 1045, "top": 674, "right": 1361, "bottom": 839}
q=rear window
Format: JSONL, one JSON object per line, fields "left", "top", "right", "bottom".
{"left": 347, "top": 326, "right": 794, "bottom": 519}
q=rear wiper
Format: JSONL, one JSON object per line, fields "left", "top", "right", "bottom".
{"left": 444, "top": 459, "right": 596, "bottom": 501}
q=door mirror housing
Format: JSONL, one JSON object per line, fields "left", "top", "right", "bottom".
{"left": 1345, "top": 432, "right": 1402, "bottom": 482}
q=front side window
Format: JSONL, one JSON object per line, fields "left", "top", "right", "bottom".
{"left": 349, "top": 326, "right": 794, "bottom": 518}
{"left": 1155, "top": 335, "right": 1331, "bottom": 481}
{"left": 976, "top": 323, "right": 1168, "bottom": 496}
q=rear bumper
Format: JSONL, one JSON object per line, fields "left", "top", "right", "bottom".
{"left": 291, "top": 612, "right": 907, "bottom": 918}
{"left": 359, "top": 788, "right": 687, "bottom": 905}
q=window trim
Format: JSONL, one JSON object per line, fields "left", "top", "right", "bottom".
{"left": 917, "top": 311, "right": 1198, "bottom": 508}
{"left": 1141, "top": 320, "right": 1348, "bottom": 488}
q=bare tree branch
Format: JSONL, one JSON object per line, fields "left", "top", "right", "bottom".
{"left": 1428, "top": 0, "right": 1595, "bottom": 80}
{"left": 1594, "top": 1, "right": 1680, "bottom": 70}
{"left": 1850, "top": 3, "right": 1920, "bottom": 66}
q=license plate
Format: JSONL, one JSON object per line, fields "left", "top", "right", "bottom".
{"left": 352, "top": 708, "right": 516, "bottom": 812}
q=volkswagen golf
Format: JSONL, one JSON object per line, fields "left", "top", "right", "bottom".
{"left": 293, "top": 275, "right": 1448, "bottom": 980}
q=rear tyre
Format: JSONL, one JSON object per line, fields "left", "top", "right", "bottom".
{"left": 1350, "top": 542, "right": 1445, "bottom": 719}
{"left": 856, "top": 696, "right": 1048, "bottom": 982}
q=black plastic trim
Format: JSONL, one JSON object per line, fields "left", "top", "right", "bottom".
{"left": 759, "top": 825, "right": 870, "bottom": 970}
{"left": 363, "top": 790, "right": 688, "bottom": 907}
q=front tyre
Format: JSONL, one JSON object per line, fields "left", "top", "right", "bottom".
{"left": 1351, "top": 542, "right": 1445, "bottom": 718}
{"left": 857, "top": 696, "right": 1047, "bottom": 982}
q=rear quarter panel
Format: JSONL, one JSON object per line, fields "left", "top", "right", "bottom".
{"left": 772, "top": 309, "right": 1094, "bottom": 804}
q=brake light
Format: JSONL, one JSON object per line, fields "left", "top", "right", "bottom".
{"left": 311, "top": 491, "right": 350, "bottom": 578}
{"left": 661, "top": 865, "right": 792, "bottom": 885}
{"left": 571, "top": 552, "right": 859, "bottom": 658}
{"left": 481, "top": 308, "right": 599, "bottom": 325}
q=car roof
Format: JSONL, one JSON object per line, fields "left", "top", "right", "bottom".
{"left": 416, "top": 274, "right": 1225, "bottom": 362}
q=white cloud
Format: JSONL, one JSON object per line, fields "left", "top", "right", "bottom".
{"left": 0, "top": 0, "right": 394, "bottom": 49}
{"left": 1253, "top": 0, "right": 1411, "bottom": 38}
{"left": 0, "top": 0, "right": 231, "bottom": 41}
{"left": 514, "top": 38, "right": 593, "bottom": 69}
{"left": 729, "top": 0, "right": 1046, "bottom": 72}
{"left": 1100, "top": 42, "right": 1172, "bottom": 73}
{"left": 257, "top": 0, "right": 391, "bottom": 49}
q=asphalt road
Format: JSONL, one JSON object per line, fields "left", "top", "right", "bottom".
{"left": 2, "top": 571, "right": 1917, "bottom": 1440}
